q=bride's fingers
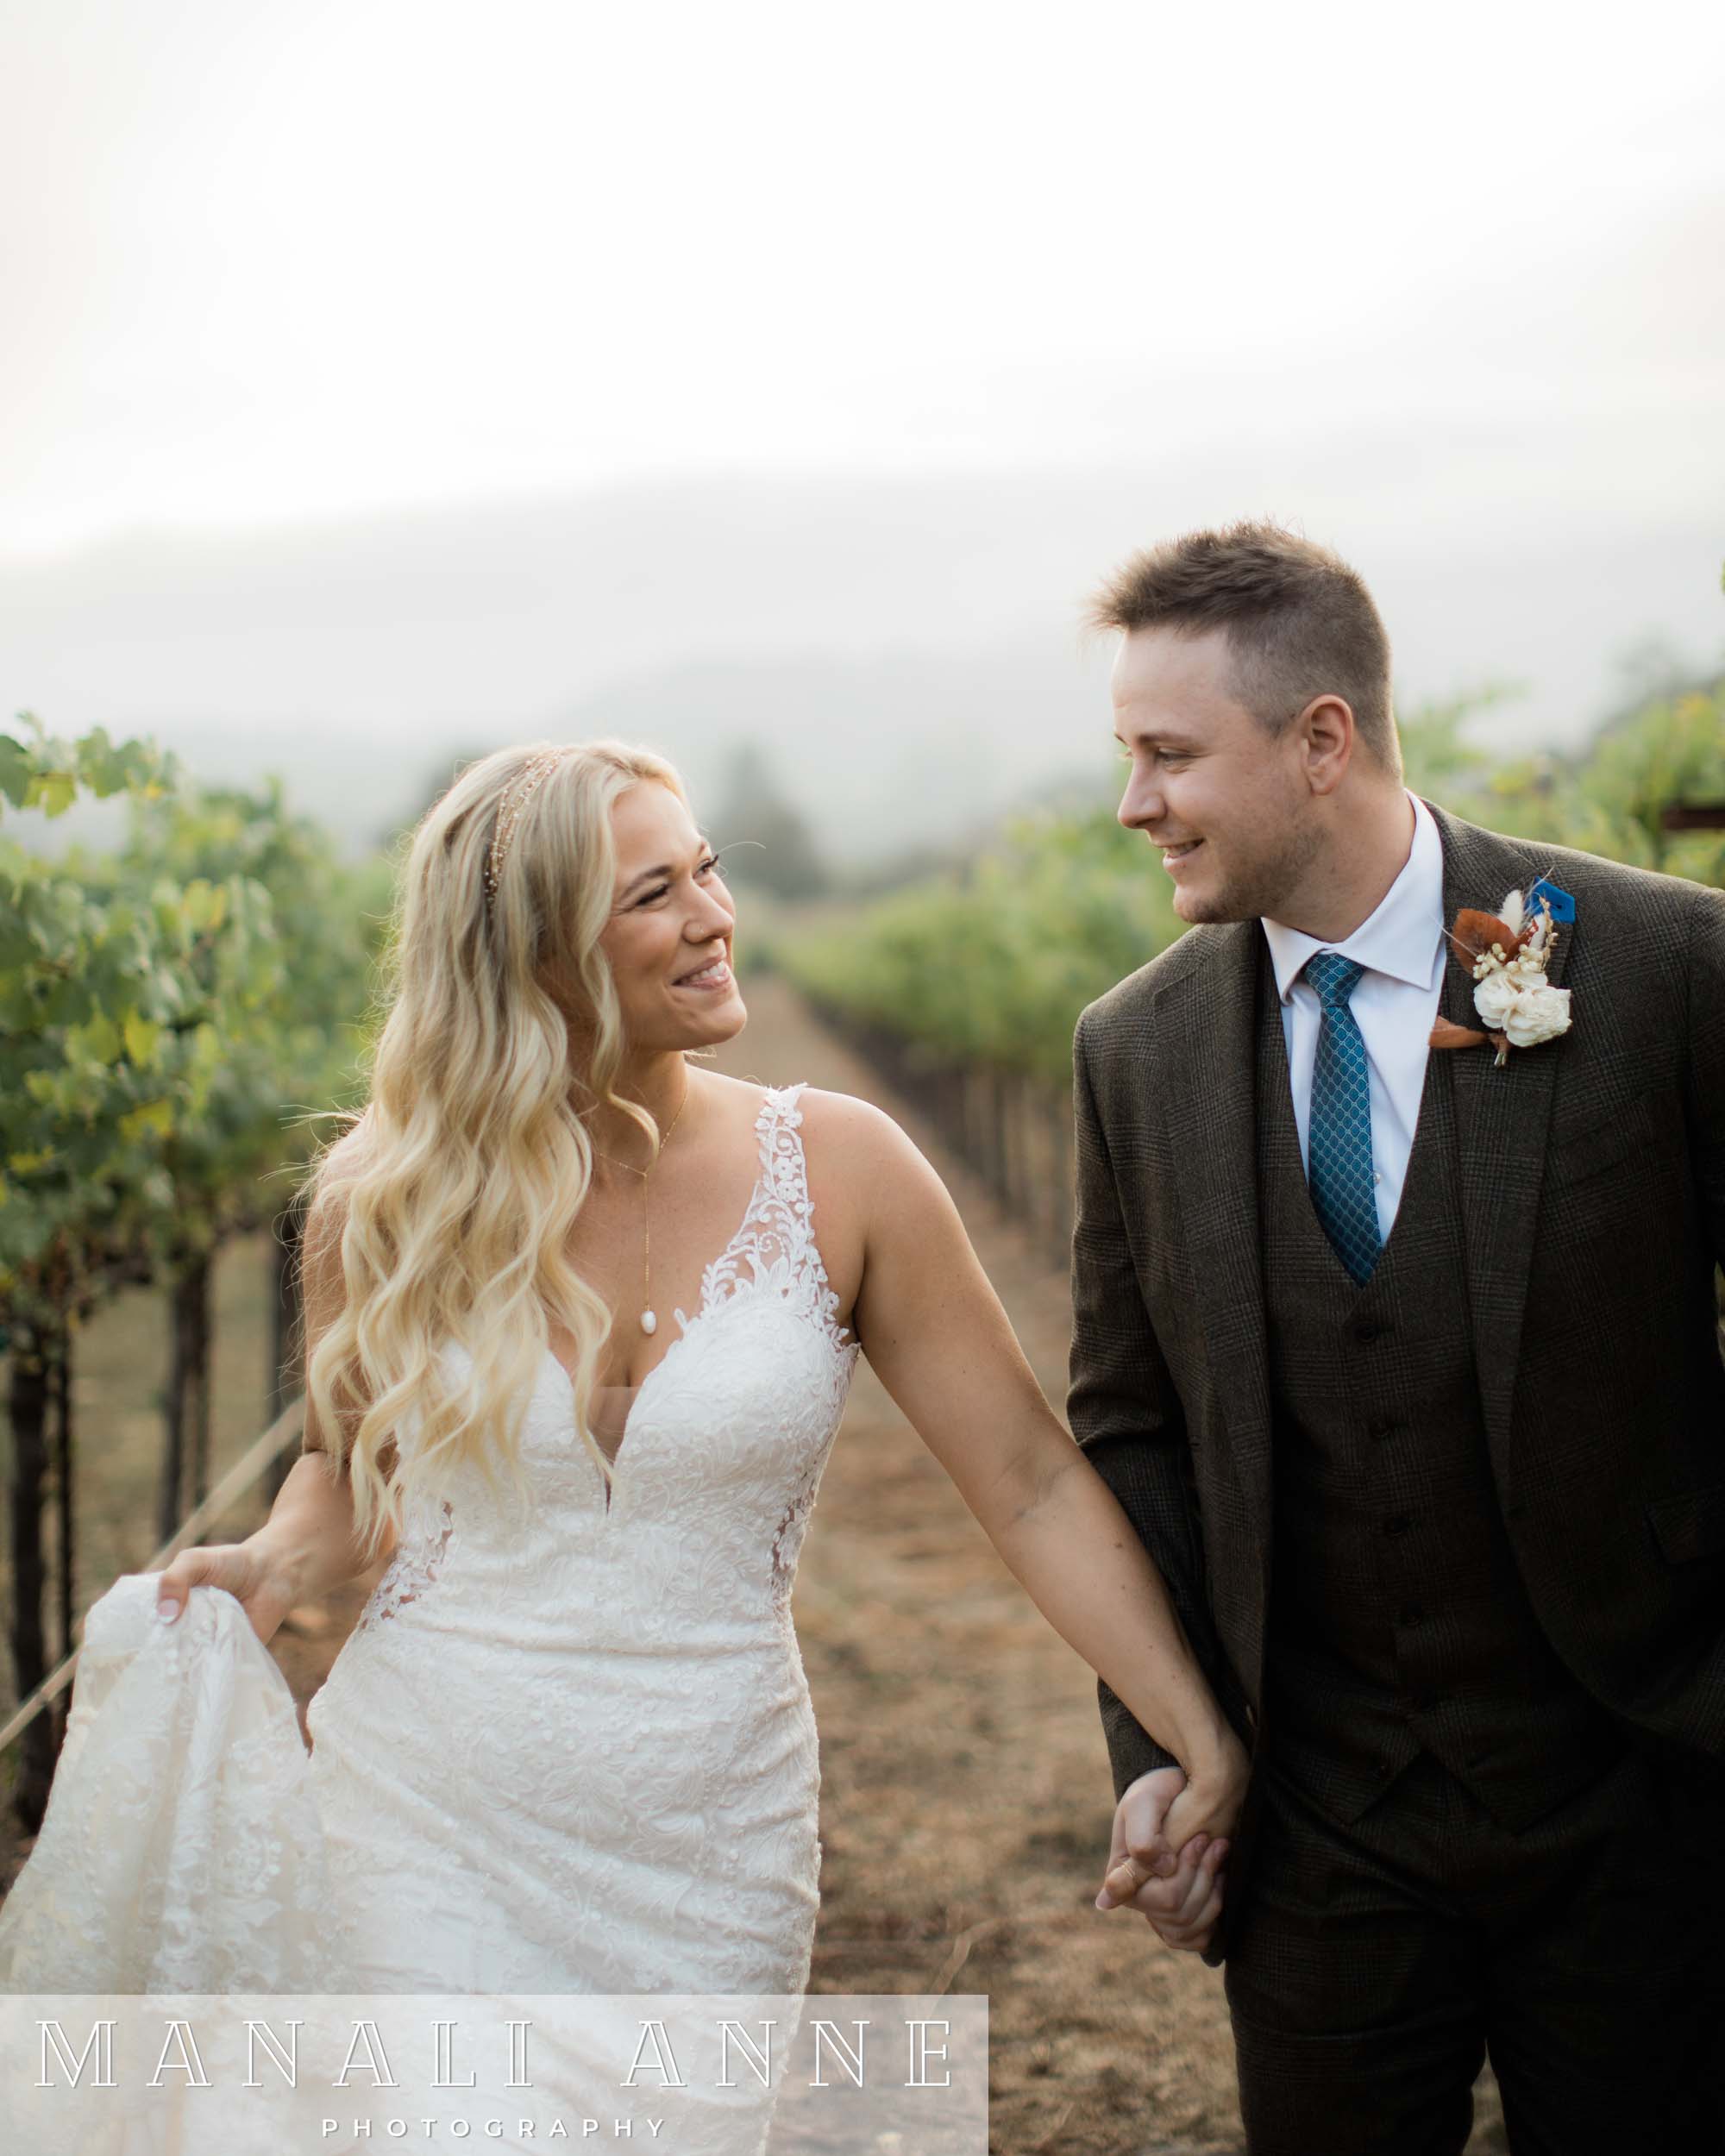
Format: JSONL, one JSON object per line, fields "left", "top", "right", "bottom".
{"left": 154, "top": 1546, "right": 253, "bottom": 1625}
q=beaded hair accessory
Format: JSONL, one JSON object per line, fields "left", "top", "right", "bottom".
{"left": 484, "top": 747, "right": 569, "bottom": 907}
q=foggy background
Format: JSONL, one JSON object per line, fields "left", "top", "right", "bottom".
{"left": 4, "top": 0, "right": 1722, "bottom": 867}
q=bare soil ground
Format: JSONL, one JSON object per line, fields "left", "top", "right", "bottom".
{"left": 1, "top": 973, "right": 1507, "bottom": 2152}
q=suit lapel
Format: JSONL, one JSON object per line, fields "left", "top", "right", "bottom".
{"left": 1426, "top": 800, "right": 1573, "bottom": 1470}
{"left": 1138, "top": 806, "right": 1573, "bottom": 1637}
{"left": 1151, "top": 924, "right": 1275, "bottom": 1595}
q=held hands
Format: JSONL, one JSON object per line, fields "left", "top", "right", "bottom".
{"left": 152, "top": 1537, "right": 298, "bottom": 1646}
{"left": 1093, "top": 1735, "right": 1250, "bottom": 1956}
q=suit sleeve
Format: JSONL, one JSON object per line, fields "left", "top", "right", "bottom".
{"left": 1686, "top": 881, "right": 1725, "bottom": 1281}
{"left": 1068, "top": 1007, "right": 1246, "bottom": 1802}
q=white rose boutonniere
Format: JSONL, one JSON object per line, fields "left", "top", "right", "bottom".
{"left": 1429, "top": 886, "right": 1574, "bottom": 1069}
{"left": 1470, "top": 968, "right": 1522, "bottom": 1032}
{"left": 1501, "top": 981, "right": 1572, "bottom": 1048}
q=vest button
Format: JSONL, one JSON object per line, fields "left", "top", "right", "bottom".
{"left": 1352, "top": 1320, "right": 1388, "bottom": 1344}
{"left": 1398, "top": 1603, "right": 1426, "bottom": 1626}
{"left": 1383, "top": 1514, "right": 1413, "bottom": 1536}
{"left": 1370, "top": 1417, "right": 1400, "bottom": 1440}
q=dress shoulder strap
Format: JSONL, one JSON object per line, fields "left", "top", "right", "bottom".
{"left": 752, "top": 1082, "right": 812, "bottom": 1203}
{"left": 713, "top": 1085, "right": 850, "bottom": 1350}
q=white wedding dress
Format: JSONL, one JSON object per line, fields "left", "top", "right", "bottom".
{"left": 0, "top": 1083, "right": 860, "bottom": 2001}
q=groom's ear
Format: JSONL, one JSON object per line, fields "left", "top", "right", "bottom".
{"left": 1295, "top": 693, "right": 1356, "bottom": 796}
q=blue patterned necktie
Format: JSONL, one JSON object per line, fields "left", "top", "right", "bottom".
{"left": 1303, "top": 951, "right": 1383, "bottom": 1285}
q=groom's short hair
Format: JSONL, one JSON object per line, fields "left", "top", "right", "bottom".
{"left": 1088, "top": 521, "right": 1402, "bottom": 778}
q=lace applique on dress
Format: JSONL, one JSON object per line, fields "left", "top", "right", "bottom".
{"left": 693, "top": 1085, "right": 856, "bottom": 1606}
{"left": 355, "top": 1498, "right": 455, "bottom": 1631}
{"left": 695, "top": 1084, "right": 854, "bottom": 1357}
{"left": 769, "top": 1445, "right": 828, "bottom": 1608}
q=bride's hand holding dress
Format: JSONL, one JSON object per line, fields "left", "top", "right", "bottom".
{"left": 150, "top": 1234, "right": 404, "bottom": 1646}
{"left": 152, "top": 1149, "right": 417, "bottom": 1644}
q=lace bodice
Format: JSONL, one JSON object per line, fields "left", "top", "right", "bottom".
{"left": 353, "top": 1081, "right": 857, "bottom": 1626}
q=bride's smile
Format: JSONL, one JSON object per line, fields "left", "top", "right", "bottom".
{"left": 592, "top": 783, "right": 748, "bottom": 1060}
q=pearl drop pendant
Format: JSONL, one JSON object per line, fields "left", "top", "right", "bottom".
{"left": 640, "top": 1310, "right": 658, "bottom": 1336}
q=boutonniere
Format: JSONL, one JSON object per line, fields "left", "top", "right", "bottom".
{"left": 1429, "top": 884, "right": 1573, "bottom": 1069}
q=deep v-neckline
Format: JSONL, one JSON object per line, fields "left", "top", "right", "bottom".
{"left": 543, "top": 1086, "right": 788, "bottom": 1515}
{"left": 543, "top": 1177, "right": 761, "bottom": 1514}
{"left": 522, "top": 1082, "right": 856, "bottom": 1520}
{"left": 543, "top": 1294, "right": 708, "bottom": 1503}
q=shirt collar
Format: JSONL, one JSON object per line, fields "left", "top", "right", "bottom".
{"left": 1261, "top": 792, "right": 1446, "bottom": 1005}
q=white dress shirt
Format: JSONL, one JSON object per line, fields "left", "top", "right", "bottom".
{"left": 1259, "top": 791, "right": 1446, "bottom": 1244}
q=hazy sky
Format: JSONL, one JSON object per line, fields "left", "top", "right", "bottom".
{"left": 6, "top": 0, "right": 1723, "bottom": 548}
{"left": 3, "top": 1, "right": 1722, "bottom": 857}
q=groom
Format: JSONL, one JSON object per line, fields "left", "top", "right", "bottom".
{"left": 1068, "top": 521, "right": 1725, "bottom": 2153}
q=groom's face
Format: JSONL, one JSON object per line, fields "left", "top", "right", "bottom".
{"left": 1112, "top": 624, "right": 1320, "bottom": 924}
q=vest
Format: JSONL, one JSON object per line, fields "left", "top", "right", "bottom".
{"left": 1254, "top": 937, "right": 1623, "bottom": 1832}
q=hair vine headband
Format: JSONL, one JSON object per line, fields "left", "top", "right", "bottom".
{"left": 485, "top": 747, "right": 570, "bottom": 906}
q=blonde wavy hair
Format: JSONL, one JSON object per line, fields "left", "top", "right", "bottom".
{"left": 295, "top": 738, "right": 692, "bottom": 1561}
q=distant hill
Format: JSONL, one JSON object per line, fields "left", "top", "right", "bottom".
{"left": 4, "top": 467, "right": 1720, "bottom": 866}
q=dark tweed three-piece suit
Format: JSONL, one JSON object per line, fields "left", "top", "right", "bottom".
{"left": 1068, "top": 800, "right": 1725, "bottom": 2154}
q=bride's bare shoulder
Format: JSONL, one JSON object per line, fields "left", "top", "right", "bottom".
{"left": 789, "top": 1086, "right": 933, "bottom": 1186}
{"left": 792, "top": 1082, "right": 894, "bottom": 1136}
{"left": 694, "top": 1071, "right": 906, "bottom": 1151}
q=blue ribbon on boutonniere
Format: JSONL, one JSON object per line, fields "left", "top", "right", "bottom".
{"left": 1527, "top": 877, "right": 1575, "bottom": 924}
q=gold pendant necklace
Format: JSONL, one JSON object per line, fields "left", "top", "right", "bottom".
{"left": 592, "top": 1078, "right": 691, "bottom": 1337}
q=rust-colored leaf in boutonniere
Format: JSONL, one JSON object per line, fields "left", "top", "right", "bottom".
{"left": 1429, "top": 887, "right": 1573, "bottom": 1069}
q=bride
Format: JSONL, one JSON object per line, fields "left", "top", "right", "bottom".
{"left": 19, "top": 737, "right": 1247, "bottom": 1998}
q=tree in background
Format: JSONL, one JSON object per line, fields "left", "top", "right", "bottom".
{"left": 1484, "top": 673, "right": 1725, "bottom": 888}
{"left": 711, "top": 743, "right": 830, "bottom": 901}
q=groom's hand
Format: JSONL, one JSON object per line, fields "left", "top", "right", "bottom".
{"left": 1094, "top": 1766, "right": 1229, "bottom": 1954}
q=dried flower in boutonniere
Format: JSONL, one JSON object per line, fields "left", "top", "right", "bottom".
{"left": 1429, "top": 887, "right": 1572, "bottom": 1069}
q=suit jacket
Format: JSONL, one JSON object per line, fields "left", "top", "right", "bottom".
{"left": 1067, "top": 799, "right": 1725, "bottom": 1965}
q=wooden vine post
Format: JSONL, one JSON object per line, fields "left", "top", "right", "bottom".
{"left": 50, "top": 1335, "right": 74, "bottom": 1748}
{"left": 7, "top": 1326, "right": 60, "bottom": 1831}
{"left": 265, "top": 1199, "right": 304, "bottom": 1506}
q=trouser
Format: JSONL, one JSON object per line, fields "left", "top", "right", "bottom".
{"left": 1221, "top": 1742, "right": 1723, "bottom": 2155}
